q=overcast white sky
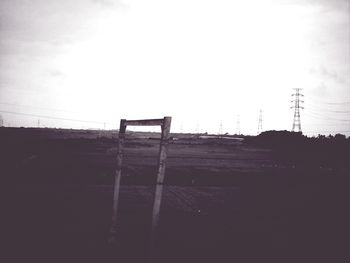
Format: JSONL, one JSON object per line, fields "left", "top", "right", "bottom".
{"left": 0, "top": 0, "right": 349, "bottom": 135}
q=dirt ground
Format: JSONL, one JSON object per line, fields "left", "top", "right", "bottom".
{"left": 1, "top": 127, "right": 348, "bottom": 263}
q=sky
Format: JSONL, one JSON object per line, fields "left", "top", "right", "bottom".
{"left": 0, "top": 0, "right": 349, "bottom": 135}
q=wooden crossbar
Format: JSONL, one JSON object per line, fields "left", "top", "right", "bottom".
{"left": 124, "top": 118, "right": 165, "bottom": 126}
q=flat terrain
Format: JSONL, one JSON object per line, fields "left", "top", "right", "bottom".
{"left": 1, "top": 128, "right": 348, "bottom": 263}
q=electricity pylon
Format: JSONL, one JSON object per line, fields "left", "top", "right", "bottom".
{"left": 258, "top": 110, "right": 263, "bottom": 134}
{"left": 291, "top": 88, "right": 304, "bottom": 132}
{"left": 236, "top": 115, "right": 240, "bottom": 135}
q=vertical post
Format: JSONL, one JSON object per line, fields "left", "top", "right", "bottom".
{"left": 109, "top": 119, "right": 126, "bottom": 242}
{"left": 149, "top": 117, "right": 171, "bottom": 260}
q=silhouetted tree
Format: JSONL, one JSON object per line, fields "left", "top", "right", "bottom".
{"left": 334, "top": 133, "right": 346, "bottom": 141}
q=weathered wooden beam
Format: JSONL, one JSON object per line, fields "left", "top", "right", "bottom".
{"left": 149, "top": 116, "right": 172, "bottom": 260}
{"left": 125, "top": 118, "right": 164, "bottom": 126}
{"left": 109, "top": 119, "right": 126, "bottom": 242}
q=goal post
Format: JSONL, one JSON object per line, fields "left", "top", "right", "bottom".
{"left": 109, "top": 116, "right": 172, "bottom": 257}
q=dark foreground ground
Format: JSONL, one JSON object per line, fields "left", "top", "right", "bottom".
{"left": 1, "top": 128, "right": 349, "bottom": 263}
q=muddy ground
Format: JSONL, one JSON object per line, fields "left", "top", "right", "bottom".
{"left": 1, "top": 127, "right": 348, "bottom": 263}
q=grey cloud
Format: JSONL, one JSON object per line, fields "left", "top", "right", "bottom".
{"left": 46, "top": 69, "right": 64, "bottom": 78}
{"left": 307, "top": 82, "right": 329, "bottom": 101}
{"left": 0, "top": 0, "right": 118, "bottom": 79}
{"left": 278, "top": 0, "right": 349, "bottom": 11}
{"left": 0, "top": 1, "right": 95, "bottom": 45}
{"left": 0, "top": 0, "right": 105, "bottom": 94}
{"left": 315, "top": 82, "right": 328, "bottom": 96}
{"left": 91, "top": 0, "right": 126, "bottom": 8}
{"left": 0, "top": 0, "right": 127, "bottom": 58}
{"left": 309, "top": 66, "right": 346, "bottom": 85}
{"left": 312, "top": 0, "right": 349, "bottom": 12}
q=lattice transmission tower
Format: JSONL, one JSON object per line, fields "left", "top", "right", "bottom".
{"left": 219, "top": 120, "right": 223, "bottom": 135}
{"left": 257, "top": 110, "right": 263, "bottom": 134}
{"left": 236, "top": 115, "right": 240, "bottom": 135}
{"left": 291, "top": 88, "right": 304, "bottom": 132}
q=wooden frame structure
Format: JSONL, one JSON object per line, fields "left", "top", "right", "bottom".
{"left": 109, "top": 117, "right": 172, "bottom": 254}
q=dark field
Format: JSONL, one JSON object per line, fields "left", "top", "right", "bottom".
{"left": 1, "top": 127, "right": 348, "bottom": 263}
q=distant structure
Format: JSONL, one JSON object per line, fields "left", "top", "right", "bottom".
{"left": 236, "top": 115, "right": 240, "bottom": 135}
{"left": 257, "top": 110, "right": 263, "bottom": 134}
{"left": 219, "top": 120, "right": 223, "bottom": 135}
{"left": 0, "top": 114, "right": 3, "bottom": 127}
{"left": 37, "top": 119, "right": 40, "bottom": 128}
{"left": 196, "top": 121, "right": 199, "bottom": 134}
{"left": 291, "top": 88, "right": 304, "bottom": 132}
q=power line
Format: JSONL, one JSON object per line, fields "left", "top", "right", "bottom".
{"left": 305, "top": 97, "right": 350, "bottom": 106}
{"left": 303, "top": 111, "right": 350, "bottom": 122}
{"left": 304, "top": 122, "right": 350, "bottom": 126}
{"left": 322, "top": 102, "right": 350, "bottom": 105}
{"left": 312, "top": 109, "right": 350, "bottom": 114}
{"left": 303, "top": 130, "right": 350, "bottom": 134}
{"left": 0, "top": 101, "right": 80, "bottom": 115}
{"left": 304, "top": 103, "right": 350, "bottom": 114}
{"left": 305, "top": 107, "right": 350, "bottom": 114}
{"left": 0, "top": 110, "right": 112, "bottom": 126}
